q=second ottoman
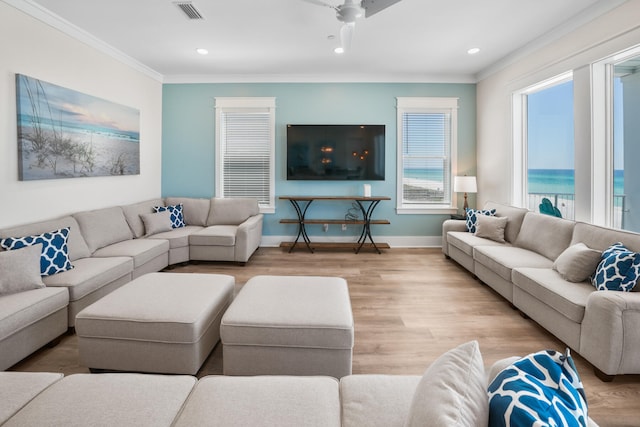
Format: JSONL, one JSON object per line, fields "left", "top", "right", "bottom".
{"left": 220, "top": 275, "right": 354, "bottom": 378}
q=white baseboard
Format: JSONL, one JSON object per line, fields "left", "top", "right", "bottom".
{"left": 260, "top": 235, "right": 442, "bottom": 248}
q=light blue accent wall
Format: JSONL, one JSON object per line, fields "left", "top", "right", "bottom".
{"left": 162, "top": 83, "right": 476, "bottom": 237}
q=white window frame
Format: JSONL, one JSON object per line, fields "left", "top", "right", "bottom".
{"left": 214, "top": 97, "right": 276, "bottom": 214}
{"left": 396, "top": 97, "right": 458, "bottom": 214}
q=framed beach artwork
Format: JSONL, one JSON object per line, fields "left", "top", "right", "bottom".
{"left": 15, "top": 74, "right": 140, "bottom": 180}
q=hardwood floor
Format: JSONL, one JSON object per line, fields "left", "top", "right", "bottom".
{"left": 10, "top": 247, "right": 640, "bottom": 426}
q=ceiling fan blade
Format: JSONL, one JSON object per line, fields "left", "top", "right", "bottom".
{"left": 299, "top": 0, "right": 338, "bottom": 10}
{"left": 340, "top": 22, "right": 355, "bottom": 51}
{"left": 360, "top": 0, "right": 402, "bottom": 18}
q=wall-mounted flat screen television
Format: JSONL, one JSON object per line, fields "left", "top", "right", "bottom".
{"left": 286, "top": 124, "right": 385, "bottom": 180}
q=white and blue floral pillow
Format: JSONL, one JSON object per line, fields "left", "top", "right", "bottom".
{"left": 488, "top": 348, "right": 588, "bottom": 427}
{"left": 154, "top": 204, "right": 185, "bottom": 228}
{"left": 591, "top": 242, "right": 640, "bottom": 292}
{"left": 465, "top": 208, "right": 496, "bottom": 233}
{"left": 0, "top": 227, "right": 73, "bottom": 276}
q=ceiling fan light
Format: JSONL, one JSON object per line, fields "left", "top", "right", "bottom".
{"left": 334, "top": 47, "right": 345, "bottom": 54}
{"left": 467, "top": 47, "right": 480, "bottom": 55}
{"left": 196, "top": 48, "right": 209, "bottom": 55}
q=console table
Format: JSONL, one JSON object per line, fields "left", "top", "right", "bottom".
{"left": 279, "top": 196, "right": 390, "bottom": 254}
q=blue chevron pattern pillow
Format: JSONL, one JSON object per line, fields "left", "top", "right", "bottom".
{"left": 465, "top": 208, "right": 496, "bottom": 233}
{"left": 488, "top": 349, "right": 588, "bottom": 427}
{"left": 591, "top": 242, "right": 640, "bottom": 292}
{"left": 0, "top": 227, "right": 73, "bottom": 276}
{"left": 154, "top": 203, "right": 185, "bottom": 228}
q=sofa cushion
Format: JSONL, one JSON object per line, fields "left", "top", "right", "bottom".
{"left": 120, "top": 198, "right": 165, "bottom": 238}
{"left": 154, "top": 204, "right": 185, "bottom": 228}
{"left": 207, "top": 197, "right": 259, "bottom": 226}
{"left": 173, "top": 376, "right": 341, "bottom": 427}
{"left": 91, "top": 239, "right": 169, "bottom": 269}
{"left": 475, "top": 215, "right": 508, "bottom": 243}
{"left": 515, "top": 212, "right": 574, "bottom": 261}
{"left": 0, "top": 216, "right": 90, "bottom": 262}
{"left": 474, "top": 246, "right": 553, "bottom": 282}
{"left": 483, "top": 202, "right": 530, "bottom": 244}
{"left": 43, "top": 256, "right": 132, "bottom": 302}
{"left": 591, "top": 242, "right": 640, "bottom": 292}
{"left": 74, "top": 207, "right": 133, "bottom": 253}
{"left": 512, "top": 268, "right": 592, "bottom": 323}
{"left": 553, "top": 243, "right": 602, "bottom": 283}
{"left": 465, "top": 208, "right": 495, "bottom": 233}
{"left": 572, "top": 221, "right": 640, "bottom": 253}
{"left": 165, "top": 197, "right": 211, "bottom": 227}
{"left": 140, "top": 211, "right": 173, "bottom": 236}
{"left": 1, "top": 228, "right": 73, "bottom": 276}
{"left": 447, "top": 231, "right": 508, "bottom": 257}
{"left": 146, "top": 225, "right": 204, "bottom": 249}
{"left": 0, "top": 287, "right": 69, "bottom": 342}
{"left": 0, "top": 244, "right": 44, "bottom": 295}
{"left": 189, "top": 225, "right": 237, "bottom": 246}
{"left": 340, "top": 375, "right": 421, "bottom": 427}
{"left": 488, "top": 349, "right": 588, "bottom": 427}
{"left": 0, "top": 372, "right": 64, "bottom": 425}
{"left": 404, "top": 340, "right": 488, "bottom": 427}
{"left": 4, "top": 373, "right": 197, "bottom": 427}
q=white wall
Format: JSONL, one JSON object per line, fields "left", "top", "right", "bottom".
{"left": 0, "top": 1, "right": 163, "bottom": 228}
{"left": 477, "top": 1, "right": 640, "bottom": 212}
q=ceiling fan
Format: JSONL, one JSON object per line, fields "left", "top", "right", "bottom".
{"left": 301, "top": 0, "right": 403, "bottom": 52}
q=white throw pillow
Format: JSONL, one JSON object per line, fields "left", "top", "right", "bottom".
{"left": 0, "top": 244, "right": 45, "bottom": 295}
{"left": 475, "top": 215, "right": 508, "bottom": 243}
{"left": 553, "top": 243, "right": 602, "bottom": 283}
{"left": 404, "top": 340, "right": 488, "bottom": 427}
{"left": 140, "top": 211, "right": 173, "bottom": 236}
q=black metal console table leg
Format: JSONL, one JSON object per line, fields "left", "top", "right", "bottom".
{"left": 355, "top": 199, "right": 382, "bottom": 254}
{"left": 288, "top": 199, "right": 314, "bottom": 253}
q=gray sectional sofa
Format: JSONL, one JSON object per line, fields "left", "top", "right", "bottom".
{"left": 0, "top": 197, "right": 262, "bottom": 371}
{"left": 442, "top": 201, "right": 640, "bottom": 380}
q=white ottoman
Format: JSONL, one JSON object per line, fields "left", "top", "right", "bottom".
{"left": 220, "top": 275, "right": 354, "bottom": 378}
{"left": 76, "top": 272, "right": 234, "bottom": 375}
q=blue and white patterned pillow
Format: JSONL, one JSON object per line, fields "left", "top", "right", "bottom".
{"left": 154, "top": 204, "right": 185, "bottom": 228}
{"left": 0, "top": 227, "right": 73, "bottom": 276}
{"left": 465, "top": 208, "right": 496, "bottom": 233}
{"left": 591, "top": 242, "right": 640, "bottom": 292}
{"left": 488, "top": 348, "right": 588, "bottom": 427}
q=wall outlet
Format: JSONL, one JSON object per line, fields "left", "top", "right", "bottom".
{"left": 342, "top": 224, "right": 347, "bottom": 231}
{"left": 323, "top": 223, "right": 329, "bottom": 232}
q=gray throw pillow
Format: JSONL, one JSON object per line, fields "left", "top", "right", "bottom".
{"left": 553, "top": 242, "right": 602, "bottom": 282}
{"left": 140, "top": 211, "right": 173, "bottom": 236}
{"left": 475, "top": 215, "right": 508, "bottom": 243}
{"left": 0, "top": 244, "right": 45, "bottom": 295}
{"left": 404, "top": 340, "right": 488, "bottom": 427}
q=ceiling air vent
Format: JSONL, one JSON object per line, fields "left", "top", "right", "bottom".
{"left": 175, "top": 2, "right": 204, "bottom": 20}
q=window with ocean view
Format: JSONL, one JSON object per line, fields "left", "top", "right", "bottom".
{"left": 396, "top": 97, "right": 458, "bottom": 213}
{"left": 525, "top": 79, "right": 575, "bottom": 220}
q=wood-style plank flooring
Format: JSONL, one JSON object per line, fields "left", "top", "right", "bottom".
{"left": 10, "top": 248, "right": 640, "bottom": 426}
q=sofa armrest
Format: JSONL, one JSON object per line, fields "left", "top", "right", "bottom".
{"left": 442, "top": 219, "right": 466, "bottom": 256}
{"left": 234, "top": 214, "right": 263, "bottom": 263}
{"left": 579, "top": 291, "right": 640, "bottom": 376}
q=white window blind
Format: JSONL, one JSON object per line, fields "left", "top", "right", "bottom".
{"left": 215, "top": 97, "right": 275, "bottom": 213}
{"left": 396, "top": 97, "right": 458, "bottom": 213}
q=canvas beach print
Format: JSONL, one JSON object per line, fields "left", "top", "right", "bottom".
{"left": 16, "top": 74, "right": 140, "bottom": 180}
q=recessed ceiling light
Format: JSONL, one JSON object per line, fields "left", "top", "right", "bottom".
{"left": 467, "top": 47, "right": 480, "bottom": 55}
{"left": 196, "top": 48, "right": 209, "bottom": 55}
{"left": 334, "top": 47, "right": 344, "bottom": 54}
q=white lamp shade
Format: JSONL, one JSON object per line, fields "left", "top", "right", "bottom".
{"left": 454, "top": 176, "right": 477, "bottom": 193}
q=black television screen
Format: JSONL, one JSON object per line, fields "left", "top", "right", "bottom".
{"left": 286, "top": 124, "right": 385, "bottom": 180}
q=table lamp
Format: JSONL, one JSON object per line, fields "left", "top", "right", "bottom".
{"left": 454, "top": 175, "right": 477, "bottom": 212}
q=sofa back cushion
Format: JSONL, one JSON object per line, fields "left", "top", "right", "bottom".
{"left": 572, "top": 222, "right": 640, "bottom": 252}
{"left": 207, "top": 198, "right": 259, "bottom": 226}
{"left": 121, "top": 198, "right": 165, "bottom": 238}
{"left": 73, "top": 207, "right": 133, "bottom": 253}
{"left": 483, "top": 201, "right": 529, "bottom": 243}
{"left": 0, "top": 216, "right": 90, "bottom": 261}
{"left": 165, "top": 197, "right": 211, "bottom": 226}
{"left": 515, "top": 212, "right": 575, "bottom": 261}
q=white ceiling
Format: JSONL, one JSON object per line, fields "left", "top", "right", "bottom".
{"left": 19, "top": 0, "right": 625, "bottom": 82}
